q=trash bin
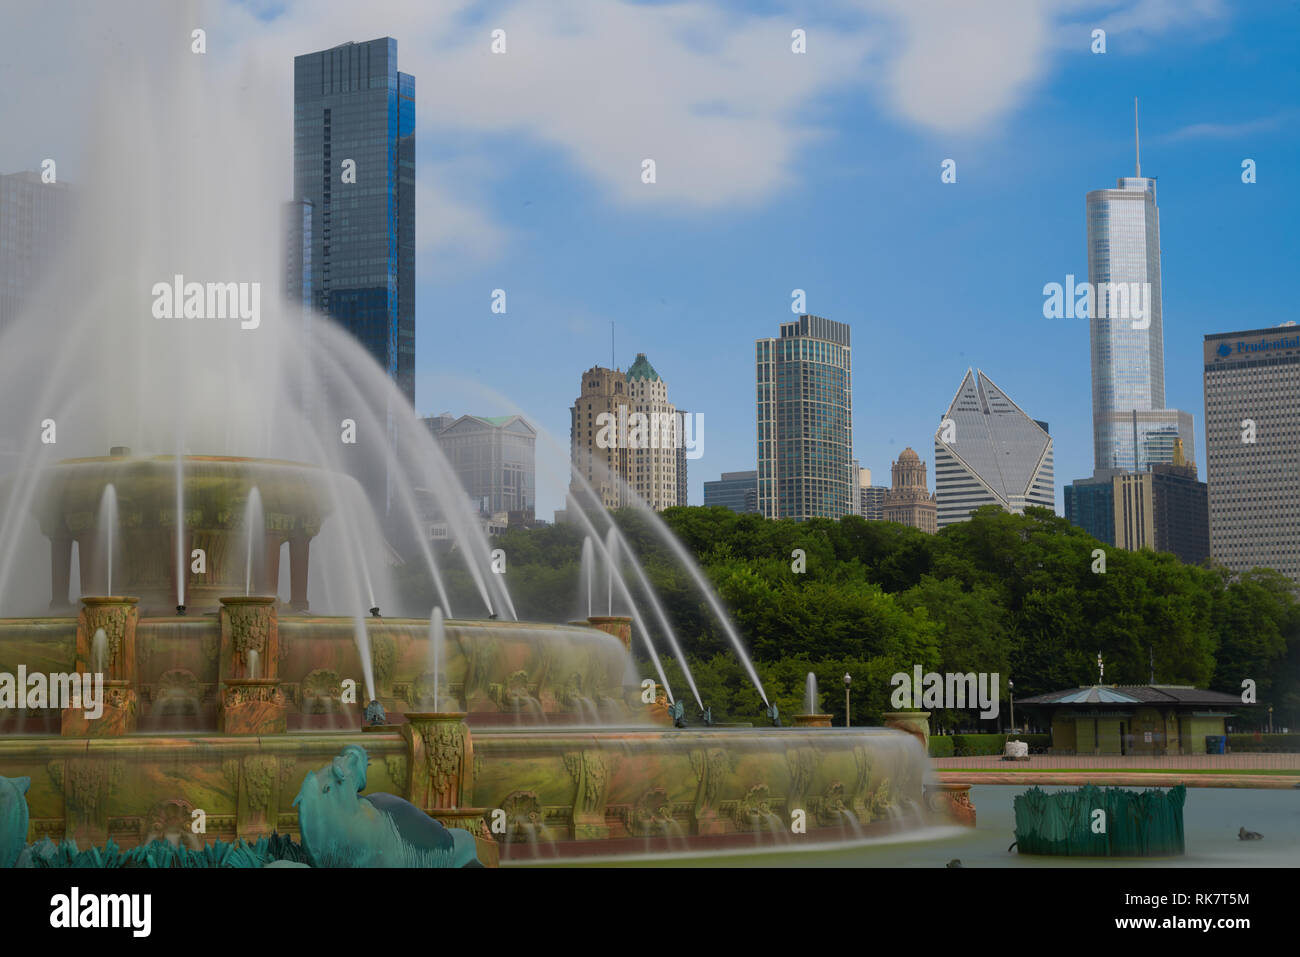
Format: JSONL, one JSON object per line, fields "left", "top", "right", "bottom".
{"left": 1205, "top": 735, "right": 1226, "bottom": 754}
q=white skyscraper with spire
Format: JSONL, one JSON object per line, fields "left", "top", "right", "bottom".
{"left": 1085, "top": 100, "right": 1196, "bottom": 475}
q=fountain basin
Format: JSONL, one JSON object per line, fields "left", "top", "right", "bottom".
{"left": 794, "top": 714, "right": 833, "bottom": 728}
{"left": 0, "top": 723, "right": 929, "bottom": 860}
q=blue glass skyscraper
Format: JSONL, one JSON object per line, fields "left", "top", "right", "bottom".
{"left": 293, "top": 38, "right": 415, "bottom": 406}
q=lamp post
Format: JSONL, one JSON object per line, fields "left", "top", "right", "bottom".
{"left": 844, "top": 673, "right": 852, "bottom": 728}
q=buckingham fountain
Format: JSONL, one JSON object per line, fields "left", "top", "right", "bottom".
{"left": 0, "top": 448, "right": 938, "bottom": 865}
{"left": 0, "top": 27, "right": 938, "bottom": 866}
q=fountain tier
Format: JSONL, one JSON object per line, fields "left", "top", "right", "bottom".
{"left": 28, "top": 455, "right": 334, "bottom": 613}
{"left": 0, "top": 614, "right": 637, "bottom": 733}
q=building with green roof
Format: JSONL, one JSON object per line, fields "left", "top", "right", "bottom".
{"left": 427, "top": 413, "right": 536, "bottom": 515}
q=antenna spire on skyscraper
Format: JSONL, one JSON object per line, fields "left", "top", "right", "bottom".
{"left": 1134, "top": 96, "right": 1141, "bottom": 177}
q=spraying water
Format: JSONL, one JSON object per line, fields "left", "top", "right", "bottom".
{"left": 174, "top": 451, "right": 185, "bottom": 608}
{"left": 604, "top": 526, "right": 617, "bottom": 616}
{"left": 563, "top": 487, "right": 704, "bottom": 709}
{"left": 559, "top": 494, "right": 680, "bottom": 705}
{"left": 434, "top": 375, "right": 754, "bottom": 711}
{"left": 91, "top": 627, "right": 107, "bottom": 675}
{"left": 623, "top": 496, "right": 770, "bottom": 706}
{"left": 0, "top": 13, "right": 520, "bottom": 625}
{"left": 355, "top": 614, "right": 376, "bottom": 703}
{"left": 97, "top": 484, "right": 118, "bottom": 595}
{"left": 580, "top": 537, "right": 594, "bottom": 618}
{"left": 429, "top": 606, "right": 445, "bottom": 712}
{"left": 805, "top": 672, "right": 819, "bottom": 714}
{"left": 244, "top": 487, "right": 263, "bottom": 596}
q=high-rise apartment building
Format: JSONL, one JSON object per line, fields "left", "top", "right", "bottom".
{"left": 755, "top": 315, "right": 853, "bottom": 520}
{"left": 860, "top": 484, "right": 888, "bottom": 522}
{"left": 0, "top": 170, "right": 75, "bottom": 332}
{"left": 568, "top": 355, "right": 681, "bottom": 512}
{"left": 849, "top": 465, "right": 888, "bottom": 521}
{"left": 882, "top": 449, "right": 937, "bottom": 533}
{"left": 0, "top": 170, "right": 75, "bottom": 475}
{"left": 674, "top": 411, "right": 689, "bottom": 507}
{"left": 293, "top": 38, "right": 415, "bottom": 405}
{"left": 1203, "top": 325, "right": 1300, "bottom": 582}
{"left": 934, "top": 369, "right": 1054, "bottom": 528}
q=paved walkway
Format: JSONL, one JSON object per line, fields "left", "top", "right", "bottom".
{"left": 931, "top": 753, "right": 1300, "bottom": 770}
{"left": 938, "top": 771, "right": 1297, "bottom": 789}
{"left": 932, "top": 753, "right": 1299, "bottom": 789}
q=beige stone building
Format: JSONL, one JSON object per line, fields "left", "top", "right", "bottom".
{"left": 883, "top": 448, "right": 937, "bottom": 534}
{"left": 569, "top": 354, "right": 680, "bottom": 512}
{"left": 570, "top": 366, "right": 629, "bottom": 509}
{"left": 625, "top": 354, "right": 680, "bottom": 511}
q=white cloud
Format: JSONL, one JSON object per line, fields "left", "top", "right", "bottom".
{"left": 417, "top": 162, "right": 510, "bottom": 269}
{"left": 0, "top": 0, "right": 1238, "bottom": 264}
{"left": 404, "top": 1, "right": 870, "bottom": 208}
{"left": 1163, "top": 111, "right": 1293, "bottom": 142}
{"left": 863, "top": 0, "right": 1051, "bottom": 135}
{"left": 1048, "top": 0, "right": 1230, "bottom": 50}
{"left": 1087, "top": 0, "right": 1228, "bottom": 38}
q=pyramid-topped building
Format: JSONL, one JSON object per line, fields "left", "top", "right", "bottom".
{"left": 934, "top": 369, "right": 1054, "bottom": 528}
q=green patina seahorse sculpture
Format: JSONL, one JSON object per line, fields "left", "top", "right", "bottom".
{"left": 292, "top": 744, "right": 481, "bottom": 868}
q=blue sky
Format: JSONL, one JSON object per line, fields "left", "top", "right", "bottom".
{"left": 392, "top": 1, "right": 1300, "bottom": 513}
{"left": 5, "top": 0, "right": 1296, "bottom": 516}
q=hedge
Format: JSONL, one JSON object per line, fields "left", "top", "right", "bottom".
{"left": 951, "top": 733, "right": 1003, "bottom": 756}
{"left": 1226, "top": 733, "right": 1300, "bottom": 753}
{"left": 943, "top": 733, "right": 1052, "bottom": 756}
{"left": 928, "top": 736, "right": 954, "bottom": 758}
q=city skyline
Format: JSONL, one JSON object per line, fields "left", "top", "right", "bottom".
{"left": 0, "top": 3, "right": 1294, "bottom": 520}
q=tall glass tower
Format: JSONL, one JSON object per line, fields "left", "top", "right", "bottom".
{"left": 0, "top": 170, "right": 75, "bottom": 334}
{"left": 1085, "top": 103, "right": 1194, "bottom": 474}
{"left": 755, "top": 315, "right": 853, "bottom": 520}
{"left": 293, "top": 38, "right": 415, "bottom": 406}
